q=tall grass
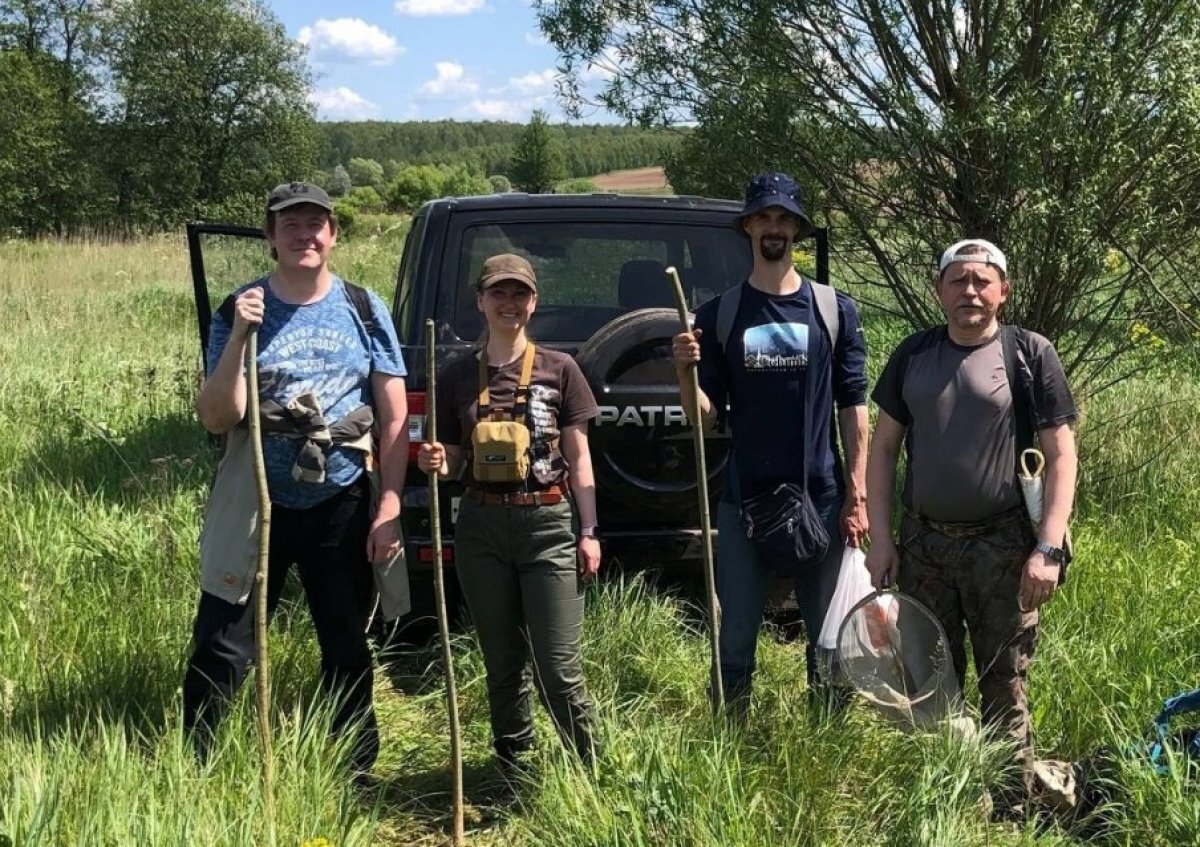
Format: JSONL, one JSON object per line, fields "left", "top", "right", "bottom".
{"left": 0, "top": 234, "right": 1197, "bottom": 845}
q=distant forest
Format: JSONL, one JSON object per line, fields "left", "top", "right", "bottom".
{"left": 319, "top": 121, "right": 683, "bottom": 179}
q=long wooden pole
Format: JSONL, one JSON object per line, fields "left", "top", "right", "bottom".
{"left": 426, "top": 319, "right": 465, "bottom": 846}
{"left": 245, "top": 328, "right": 276, "bottom": 825}
{"left": 664, "top": 268, "right": 724, "bottom": 712}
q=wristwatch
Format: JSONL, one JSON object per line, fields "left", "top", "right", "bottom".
{"left": 1035, "top": 540, "right": 1066, "bottom": 564}
{"left": 580, "top": 526, "right": 599, "bottom": 539}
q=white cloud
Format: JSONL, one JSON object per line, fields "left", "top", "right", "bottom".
{"left": 467, "top": 99, "right": 524, "bottom": 120}
{"left": 309, "top": 86, "right": 380, "bottom": 119}
{"left": 297, "top": 18, "right": 404, "bottom": 65}
{"left": 524, "top": 30, "right": 548, "bottom": 46}
{"left": 419, "top": 62, "right": 479, "bottom": 97}
{"left": 504, "top": 69, "right": 558, "bottom": 97}
{"left": 466, "top": 97, "right": 558, "bottom": 121}
{"left": 395, "top": 0, "right": 484, "bottom": 16}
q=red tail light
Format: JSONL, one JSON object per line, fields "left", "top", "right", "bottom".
{"left": 417, "top": 545, "right": 454, "bottom": 563}
{"left": 406, "top": 391, "right": 426, "bottom": 463}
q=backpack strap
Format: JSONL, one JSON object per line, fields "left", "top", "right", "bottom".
{"left": 1000, "top": 325, "right": 1036, "bottom": 472}
{"left": 810, "top": 280, "right": 840, "bottom": 351}
{"left": 716, "top": 278, "right": 840, "bottom": 352}
{"left": 716, "top": 284, "right": 741, "bottom": 352}
{"left": 342, "top": 281, "right": 376, "bottom": 335}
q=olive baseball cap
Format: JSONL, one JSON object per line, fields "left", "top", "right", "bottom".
{"left": 267, "top": 181, "right": 334, "bottom": 213}
{"left": 478, "top": 253, "right": 538, "bottom": 292}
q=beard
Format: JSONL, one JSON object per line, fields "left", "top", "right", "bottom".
{"left": 757, "top": 235, "right": 791, "bottom": 262}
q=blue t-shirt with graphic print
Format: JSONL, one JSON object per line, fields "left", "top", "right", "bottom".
{"left": 694, "top": 280, "right": 867, "bottom": 504}
{"left": 206, "top": 275, "right": 407, "bottom": 509}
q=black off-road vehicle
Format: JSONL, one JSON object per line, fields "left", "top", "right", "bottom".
{"left": 187, "top": 192, "right": 829, "bottom": 623}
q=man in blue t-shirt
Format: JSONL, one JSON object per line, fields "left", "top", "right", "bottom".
{"left": 183, "top": 182, "right": 409, "bottom": 776}
{"left": 672, "top": 172, "right": 869, "bottom": 713}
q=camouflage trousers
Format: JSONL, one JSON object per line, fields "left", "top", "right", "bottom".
{"left": 898, "top": 507, "right": 1039, "bottom": 809}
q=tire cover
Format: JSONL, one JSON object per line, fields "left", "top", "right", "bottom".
{"left": 575, "top": 308, "right": 728, "bottom": 516}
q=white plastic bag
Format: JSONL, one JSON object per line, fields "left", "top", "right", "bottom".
{"left": 817, "top": 544, "right": 875, "bottom": 650}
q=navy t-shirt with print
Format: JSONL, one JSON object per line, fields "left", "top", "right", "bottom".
{"left": 206, "top": 275, "right": 407, "bottom": 509}
{"left": 694, "top": 281, "right": 868, "bottom": 504}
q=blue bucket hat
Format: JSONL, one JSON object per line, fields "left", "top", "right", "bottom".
{"left": 733, "top": 172, "right": 815, "bottom": 238}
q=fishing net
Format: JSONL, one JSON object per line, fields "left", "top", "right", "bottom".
{"left": 831, "top": 589, "right": 963, "bottom": 729}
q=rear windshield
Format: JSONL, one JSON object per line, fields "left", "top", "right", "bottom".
{"left": 452, "top": 220, "right": 753, "bottom": 342}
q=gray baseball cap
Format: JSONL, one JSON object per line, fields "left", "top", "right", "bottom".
{"left": 266, "top": 181, "right": 334, "bottom": 213}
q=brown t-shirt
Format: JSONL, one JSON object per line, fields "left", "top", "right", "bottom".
{"left": 436, "top": 346, "right": 599, "bottom": 492}
{"left": 871, "top": 326, "right": 1076, "bottom": 522}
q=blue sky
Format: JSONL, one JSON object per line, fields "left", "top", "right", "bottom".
{"left": 264, "top": 0, "right": 619, "bottom": 123}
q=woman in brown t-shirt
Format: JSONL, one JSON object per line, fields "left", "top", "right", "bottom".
{"left": 417, "top": 253, "right": 600, "bottom": 770}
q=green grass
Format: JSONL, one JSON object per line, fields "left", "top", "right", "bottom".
{"left": 0, "top": 234, "right": 1198, "bottom": 845}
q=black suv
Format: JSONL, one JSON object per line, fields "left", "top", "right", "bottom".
{"left": 187, "top": 192, "right": 829, "bottom": 622}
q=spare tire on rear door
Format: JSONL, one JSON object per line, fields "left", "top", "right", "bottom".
{"left": 575, "top": 308, "right": 729, "bottom": 531}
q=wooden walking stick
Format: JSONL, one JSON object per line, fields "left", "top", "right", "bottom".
{"left": 426, "top": 319, "right": 465, "bottom": 847}
{"left": 664, "top": 268, "right": 724, "bottom": 712}
{"left": 245, "top": 327, "right": 276, "bottom": 823}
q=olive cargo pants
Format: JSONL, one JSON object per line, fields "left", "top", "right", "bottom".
{"left": 454, "top": 495, "right": 596, "bottom": 763}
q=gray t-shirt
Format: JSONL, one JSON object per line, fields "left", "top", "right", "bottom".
{"left": 872, "top": 326, "right": 1076, "bottom": 522}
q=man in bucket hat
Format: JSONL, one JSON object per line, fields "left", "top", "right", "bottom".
{"left": 865, "top": 238, "right": 1078, "bottom": 819}
{"left": 671, "top": 172, "right": 869, "bottom": 715}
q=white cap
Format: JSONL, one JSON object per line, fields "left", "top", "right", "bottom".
{"left": 938, "top": 238, "right": 1007, "bottom": 277}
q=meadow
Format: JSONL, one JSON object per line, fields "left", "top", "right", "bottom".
{"left": 0, "top": 231, "right": 1198, "bottom": 846}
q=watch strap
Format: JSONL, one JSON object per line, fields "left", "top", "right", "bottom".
{"left": 1036, "top": 540, "right": 1065, "bottom": 563}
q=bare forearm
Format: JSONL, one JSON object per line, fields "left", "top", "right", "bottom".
{"left": 568, "top": 451, "right": 599, "bottom": 528}
{"left": 196, "top": 331, "right": 250, "bottom": 434}
{"left": 866, "top": 442, "right": 899, "bottom": 543}
{"left": 838, "top": 404, "right": 868, "bottom": 498}
{"left": 374, "top": 419, "right": 408, "bottom": 521}
{"left": 674, "top": 366, "right": 717, "bottom": 431}
{"left": 1040, "top": 456, "right": 1077, "bottom": 547}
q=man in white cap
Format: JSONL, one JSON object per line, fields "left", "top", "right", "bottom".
{"left": 864, "top": 238, "right": 1078, "bottom": 819}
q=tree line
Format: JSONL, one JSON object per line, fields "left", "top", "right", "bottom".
{"left": 319, "top": 120, "right": 679, "bottom": 182}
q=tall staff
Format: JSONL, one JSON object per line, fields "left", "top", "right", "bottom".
{"left": 245, "top": 328, "right": 276, "bottom": 825}
{"left": 665, "top": 267, "right": 724, "bottom": 712}
{"left": 426, "top": 319, "right": 465, "bottom": 846}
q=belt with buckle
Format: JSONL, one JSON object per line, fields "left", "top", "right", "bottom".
{"left": 464, "top": 485, "right": 569, "bottom": 507}
{"left": 907, "top": 505, "right": 1026, "bottom": 539}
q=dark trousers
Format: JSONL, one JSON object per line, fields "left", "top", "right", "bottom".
{"left": 453, "top": 496, "right": 596, "bottom": 763}
{"left": 182, "top": 480, "right": 379, "bottom": 771}
{"left": 897, "top": 509, "right": 1038, "bottom": 811}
